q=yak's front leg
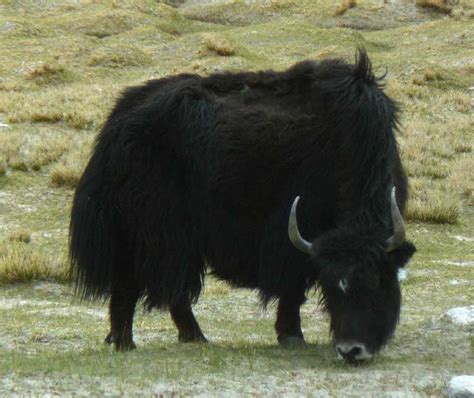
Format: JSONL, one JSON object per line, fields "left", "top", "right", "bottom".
{"left": 170, "top": 297, "right": 207, "bottom": 343}
{"left": 275, "top": 294, "right": 306, "bottom": 346}
{"left": 105, "top": 285, "right": 140, "bottom": 351}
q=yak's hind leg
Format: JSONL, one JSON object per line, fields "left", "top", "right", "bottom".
{"left": 105, "top": 283, "right": 140, "bottom": 351}
{"left": 275, "top": 293, "right": 306, "bottom": 346}
{"left": 170, "top": 297, "right": 207, "bottom": 343}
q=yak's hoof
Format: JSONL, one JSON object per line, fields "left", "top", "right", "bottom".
{"left": 178, "top": 333, "right": 208, "bottom": 343}
{"left": 105, "top": 333, "right": 113, "bottom": 345}
{"left": 278, "top": 336, "right": 306, "bottom": 346}
{"left": 115, "top": 340, "right": 137, "bottom": 352}
{"left": 105, "top": 333, "right": 137, "bottom": 351}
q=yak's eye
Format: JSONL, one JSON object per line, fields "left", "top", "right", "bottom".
{"left": 338, "top": 279, "right": 349, "bottom": 294}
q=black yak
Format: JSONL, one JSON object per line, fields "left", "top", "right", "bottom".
{"left": 70, "top": 50, "right": 416, "bottom": 361}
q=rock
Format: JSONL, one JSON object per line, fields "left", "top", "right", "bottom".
{"left": 0, "top": 123, "right": 11, "bottom": 129}
{"left": 445, "top": 306, "right": 474, "bottom": 325}
{"left": 448, "top": 376, "right": 474, "bottom": 398}
{"left": 397, "top": 268, "right": 407, "bottom": 281}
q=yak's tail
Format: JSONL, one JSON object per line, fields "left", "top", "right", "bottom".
{"left": 69, "top": 148, "right": 122, "bottom": 300}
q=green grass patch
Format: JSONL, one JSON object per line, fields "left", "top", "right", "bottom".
{"left": 87, "top": 45, "right": 152, "bottom": 68}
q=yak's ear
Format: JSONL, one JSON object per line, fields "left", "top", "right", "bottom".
{"left": 388, "top": 241, "right": 416, "bottom": 269}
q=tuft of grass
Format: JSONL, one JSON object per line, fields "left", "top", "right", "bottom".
{"left": 334, "top": 0, "right": 357, "bottom": 16}
{"left": 449, "top": 92, "right": 471, "bottom": 113}
{"left": 25, "top": 63, "right": 73, "bottom": 86}
{"left": 202, "top": 34, "right": 236, "bottom": 57}
{"left": 50, "top": 140, "right": 92, "bottom": 188}
{"left": 415, "top": 0, "right": 453, "bottom": 14}
{"left": 8, "top": 111, "right": 93, "bottom": 130}
{"left": 406, "top": 200, "right": 459, "bottom": 224}
{"left": 413, "top": 68, "right": 444, "bottom": 86}
{"left": 406, "top": 185, "right": 460, "bottom": 224}
{"left": 7, "top": 230, "right": 32, "bottom": 244}
{"left": 0, "top": 241, "right": 67, "bottom": 284}
{"left": 50, "top": 164, "right": 82, "bottom": 189}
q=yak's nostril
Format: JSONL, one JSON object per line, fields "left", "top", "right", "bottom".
{"left": 347, "top": 346, "right": 361, "bottom": 358}
{"left": 336, "top": 344, "right": 370, "bottom": 361}
{"left": 337, "top": 346, "right": 360, "bottom": 359}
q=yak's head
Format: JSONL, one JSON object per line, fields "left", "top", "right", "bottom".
{"left": 288, "top": 188, "right": 416, "bottom": 362}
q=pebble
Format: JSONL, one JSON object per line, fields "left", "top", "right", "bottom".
{"left": 397, "top": 268, "right": 407, "bottom": 281}
{"left": 445, "top": 306, "right": 474, "bottom": 325}
{"left": 448, "top": 376, "right": 474, "bottom": 398}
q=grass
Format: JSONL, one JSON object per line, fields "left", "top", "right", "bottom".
{"left": 0, "top": 0, "right": 473, "bottom": 395}
{"left": 202, "top": 33, "right": 236, "bottom": 56}
{"left": 0, "top": 241, "right": 67, "bottom": 284}
{"left": 25, "top": 62, "right": 74, "bottom": 86}
{"left": 416, "top": 0, "right": 453, "bottom": 14}
{"left": 7, "top": 229, "right": 31, "bottom": 244}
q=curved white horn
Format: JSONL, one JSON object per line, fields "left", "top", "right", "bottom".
{"left": 288, "top": 196, "right": 313, "bottom": 255}
{"left": 386, "top": 187, "right": 406, "bottom": 253}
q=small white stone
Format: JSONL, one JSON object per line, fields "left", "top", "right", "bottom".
{"left": 445, "top": 306, "right": 474, "bottom": 325}
{"left": 453, "top": 235, "right": 474, "bottom": 243}
{"left": 0, "top": 123, "right": 11, "bottom": 129}
{"left": 397, "top": 268, "right": 407, "bottom": 281}
{"left": 448, "top": 375, "right": 474, "bottom": 398}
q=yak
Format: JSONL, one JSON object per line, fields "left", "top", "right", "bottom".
{"left": 70, "top": 50, "right": 416, "bottom": 361}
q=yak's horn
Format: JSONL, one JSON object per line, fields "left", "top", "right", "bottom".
{"left": 386, "top": 187, "right": 406, "bottom": 253}
{"left": 288, "top": 196, "right": 313, "bottom": 255}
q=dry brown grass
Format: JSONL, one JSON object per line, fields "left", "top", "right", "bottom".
{"left": 405, "top": 177, "right": 461, "bottom": 224}
{"left": 25, "top": 63, "right": 72, "bottom": 86}
{"left": 50, "top": 138, "right": 93, "bottom": 188}
{"left": 7, "top": 229, "right": 32, "bottom": 244}
{"left": 0, "top": 85, "right": 111, "bottom": 133}
{"left": 7, "top": 110, "right": 93, "bottom": 130}
{"left": 0, "top": 241, "right": 67, "bottom": 284}
{"left": 334, "top": 0, "right": 357, "bottom": 16}
{"left": 449, "top": 92, "right": 471, "bottom": 113}
{"left": 202, "top": 34, "right": 236, "bottom": 57}
{"left": 50, "top": 164, "right": 82, "bottom": 188}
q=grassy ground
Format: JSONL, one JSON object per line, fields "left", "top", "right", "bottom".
{"left": 0, "top": 0, "right": 473, "bottom": 396}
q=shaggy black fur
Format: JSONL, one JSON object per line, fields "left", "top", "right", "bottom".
{"left": 70, "top": 50, "right": 415, "bottom": 354}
